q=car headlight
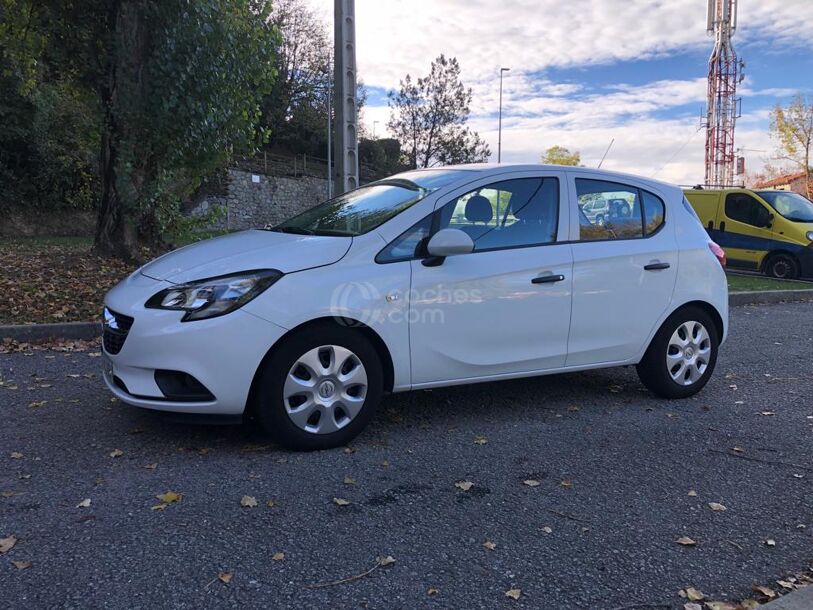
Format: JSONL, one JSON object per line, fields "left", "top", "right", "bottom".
{"left": 807, "top": 230, "right": 813, "bottom": 242}
{"left": 145, "top": 269, "right": 282, "bottom": 321}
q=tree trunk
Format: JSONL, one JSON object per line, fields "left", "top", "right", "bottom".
{"left": 92, "top": 0, "right": 147, "bottom": 262}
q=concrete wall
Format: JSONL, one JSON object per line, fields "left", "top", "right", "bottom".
{"left": 188, "top": 169, "right": 329, "bottom": 231}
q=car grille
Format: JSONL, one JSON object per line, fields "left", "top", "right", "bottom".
{"left": 103, "top": 309, "right": 134, "bottom": 355}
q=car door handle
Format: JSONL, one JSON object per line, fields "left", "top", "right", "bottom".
{"left": 644, "top": 262, "right": 671, "bottom": 271}
{"left": 531, "top": 274, "right": 565, "bottom": 284}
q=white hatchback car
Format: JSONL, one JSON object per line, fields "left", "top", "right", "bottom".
{"left": 103, "top": 164, "right": 728, "bottom": 450}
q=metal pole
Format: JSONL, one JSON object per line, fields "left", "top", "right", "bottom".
{"left": 498, "top": 67, "right": 510, "bottom": 163}
{"left": 327, "top": 68, "right": 332, "bottom": 199}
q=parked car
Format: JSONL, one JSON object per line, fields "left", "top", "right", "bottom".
{"left": 684, "top": 187, "right": 813, "bottom": 279}
{"left": 103, "top": 164, "right": 729, "bottom": 450}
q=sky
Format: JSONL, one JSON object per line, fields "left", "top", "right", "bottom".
{"left": 307, "top": 0, "right": 813, "bottom": 185}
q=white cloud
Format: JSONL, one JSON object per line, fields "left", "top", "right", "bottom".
{"left": 310, "top": 0, "right": 811, "bottom": 183}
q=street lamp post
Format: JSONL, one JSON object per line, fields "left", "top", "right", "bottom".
{"left": 498, "top": 67, "right": 510, "bottom": 163}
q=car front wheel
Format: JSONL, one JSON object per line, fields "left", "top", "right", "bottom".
{"left": 254, "top": 324, "right": 384, "bottom": 450}
{"left": 636, "top": 306, "right": 719, "bottom": 399}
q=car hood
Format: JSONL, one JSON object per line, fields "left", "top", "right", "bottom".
{"left": 139, "top": 230, "right": 352, "bottom": 283}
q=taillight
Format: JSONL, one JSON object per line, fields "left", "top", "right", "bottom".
{"left": 708, "top": 241, "right": 726, "bottom": 268}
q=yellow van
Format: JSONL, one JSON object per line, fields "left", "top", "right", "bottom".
{"left": 684, "top": 188, "right": 813, "bottom": 279}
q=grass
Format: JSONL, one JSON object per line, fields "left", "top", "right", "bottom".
{"left": 726, "top": 272, "right": 813, "bottom": 293}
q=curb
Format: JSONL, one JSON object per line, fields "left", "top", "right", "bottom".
{"left": 0, "top": 321, "right": 101, "bottom": 342}
{"left": 1, "top": 290, "right": 813, "bottom": 342}
{"left": 760, "top": 586, "right": 813, "bottom": 610}
{"left": 729, "top": 289, "right": 813, "bottom": 307}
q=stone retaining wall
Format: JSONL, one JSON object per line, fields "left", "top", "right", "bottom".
{"left": 188, "top": 169, "right": 329, "bottom": 230}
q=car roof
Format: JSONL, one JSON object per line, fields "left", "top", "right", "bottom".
{"left": 413, "top": 163, "right": 680, "bottom": 195}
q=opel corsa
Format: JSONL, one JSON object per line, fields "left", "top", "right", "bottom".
{"left": 103, "top": 165, "right": 729, "bottom": 450}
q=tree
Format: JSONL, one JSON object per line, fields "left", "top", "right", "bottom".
{"left": 770, "top": 95, "right": 813, "bottom": 199}
{"left": 541, "top": 145, "right": 580, "bottom": 166}
{"left": 387, "top": 54, "right": 490, "bottom": 168}
{"left": 1, "top": 0, "right": 279, "bottom": 260}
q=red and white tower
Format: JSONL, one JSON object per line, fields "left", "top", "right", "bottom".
{"left": 704, "top": 0, "right": 745, "bottom": 187}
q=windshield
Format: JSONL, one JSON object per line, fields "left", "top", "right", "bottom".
{"left": 272, "top": 169, "right": 472, "bottom": 236}
{"left": 757, "top": 191, "right": 813, "bottom": 223}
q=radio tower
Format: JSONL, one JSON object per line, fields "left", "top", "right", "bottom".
{"left": 704, "top": 0, "right": 745, "bottom": 187}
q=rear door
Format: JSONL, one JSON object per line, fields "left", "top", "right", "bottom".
{"left": 566, "top": 174, "right": 678, "bottom": 366}
{"left": 715, "top": 191, "right": 774, "bottom": 270}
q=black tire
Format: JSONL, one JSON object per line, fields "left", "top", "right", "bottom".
{"left": 254, "top": 323, "right": 384, "bottom": 450}
{"left": 764, "top": 253, "right": 799, "bottom": 280}
{"left": 636, "top": 306, "right": 719, "bottom": 399}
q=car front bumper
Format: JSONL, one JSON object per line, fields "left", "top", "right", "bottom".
{"left": 102, "top": 271, "right": 287, "bottom": 415}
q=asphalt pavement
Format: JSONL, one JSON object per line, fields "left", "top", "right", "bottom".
{"left": 1, "top": 303, "right": 812, "bottom": 609}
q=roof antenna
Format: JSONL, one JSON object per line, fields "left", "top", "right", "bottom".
{"left": 597, "top": 139, "right": 614, "bottom": 169}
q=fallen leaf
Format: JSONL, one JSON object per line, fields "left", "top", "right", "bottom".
{"left": 266, "top": 500, "right": 275, "bottom": 508}
{"left": 732, "top": 447, "right": 745, "bottom": 454}
{"left": 343, "top": 477, "right": 356, "bottom": 485}
{"left": 144, "top": 463, "right": 157, "bottom": 470}
{"left": 683, "top": 587, "right": 705, "bottom": 601}
{"left": 752, "top": 585, "right": 776, "bottom": 598}
{"left": 505, "top": 588, "right": 521, "bottom": 600}
{"left": 377, "top": 555, "right": 396, "bottom": 566}
{"left": 542, "top": 526, "right": 553, "bottom": 534}
{"left": 483, "top": 541, "right": 497, "bottom": 550}
{"left": 567, "top": 404, "right": 580, "bottom": 412}
{"left": 198, "top": 448, "right": 210, "bottom": 455}
{"left": 76, "top": 498, "right": 91, "bottom": 508}
{"left": 151, "top": 504, "right": 168, "bottom": 511}
{"left": 684, "top": 604, "right": 702, "bottom": 610}
{"left": 708, "top": 502, "right": 726, "bottom": 512}
{"left": 739, "top": 601, "right": 760, "bottom": 610}
{"left": 704, "top": 602, "right": 737, "bottom": 610}
{"left": 776, "top": 580, "right": 794, "bottom": 589}
{"left": 474, "top": 436, "right": 488, "bottom": 445}
{"left": 560, "top": 479, "right": 573, "bottom": 487}
{"left": 272, "top": 552, "right": 285, "bottom": 561}
{"left": 10, "top": 452, "right": 23, "bottom": 459}
{"left": 28, "top": 400, "right": 47, "bottom": 408}
{"left": 240, "top": 495, "right": 258, "bottom": 508}
{"left": 218, "top": 572, "right": 233, "bottom": 584}
{"left": 343, "top": 446, "right": 355, "bottom": 454}
{"left": 455, "top": 480, "right": 474, "bottom": 491}
{"left": 12, "top": 560, "right": 31, "bottom": 570}
{"left": 676, "top": 536, "right": 697, "bottom": 546}
{"left": 0, "top": 535, "right": 17, "bottom": 554}
{"left": 523, "top": 479, "right": 541, "bottom": 487}
{"left": 109, "top": 449, "right": 123, "bottom": 458}
{"left": 688, "top": 490, "right": 698, "bottom": 497}
{"left": 759, "top": 411, "right": 776, "bottom": 416}
{"left": 156, "top": 491, "right": 181, "bottom": 504}
{"left": 333, "top": 497, "right": 351, "bottom": 506}
{"left": 427, "top": 587, "right": 439, "bottom": 595}
{"left": 765, "top": 539, "right": 776, "bottom": 547}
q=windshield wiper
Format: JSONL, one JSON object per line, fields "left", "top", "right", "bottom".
{"left": 268, "top": 226, "right": 315, "bottom": 235}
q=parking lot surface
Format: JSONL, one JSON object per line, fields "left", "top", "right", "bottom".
{"left": 2, "top": 302, "right": 812, "bottom": 609}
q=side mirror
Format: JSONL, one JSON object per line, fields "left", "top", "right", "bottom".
{"left": 426, "top": 228, "right": 474, "bottom": 258}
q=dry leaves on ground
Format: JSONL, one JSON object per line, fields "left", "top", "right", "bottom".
{"left": 455, "top": 481, "right": 474, "bottom": 491}
{"left": 240, "top": 495, "right": 258, "bottom": 508}
{"left": 0, "top": 241, "right": 135, "bottom": 324}
{"left": 0, "top": 535, "right": 17, "bottom": 554}
{"left": 505, "top": 588, "right": 522, "bottom": 600}
{"left": 333, "top": 497, "right": 351, "bottom": 506}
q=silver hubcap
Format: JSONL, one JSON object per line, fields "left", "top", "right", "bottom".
{"left": 666, "top": 321, "right": 711, "bottom": 386}
{"left": 283, "top": 345, "right": 368, "bottom": 434}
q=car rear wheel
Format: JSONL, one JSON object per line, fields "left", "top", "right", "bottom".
{"left": 636, "top": 306, "right": 719, "bottom": 399}
{"left": 764, "top": 253, "right": 799, "bottom": 280}
{"left": 254, "top": 324, "right": 383, "bottom": 450}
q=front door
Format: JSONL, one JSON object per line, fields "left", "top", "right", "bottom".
{"left": 408, "top": 173, "right": 573, "bottom": 386}
{"left": 714, "top": 191, "right": 775, "bottom": 270}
